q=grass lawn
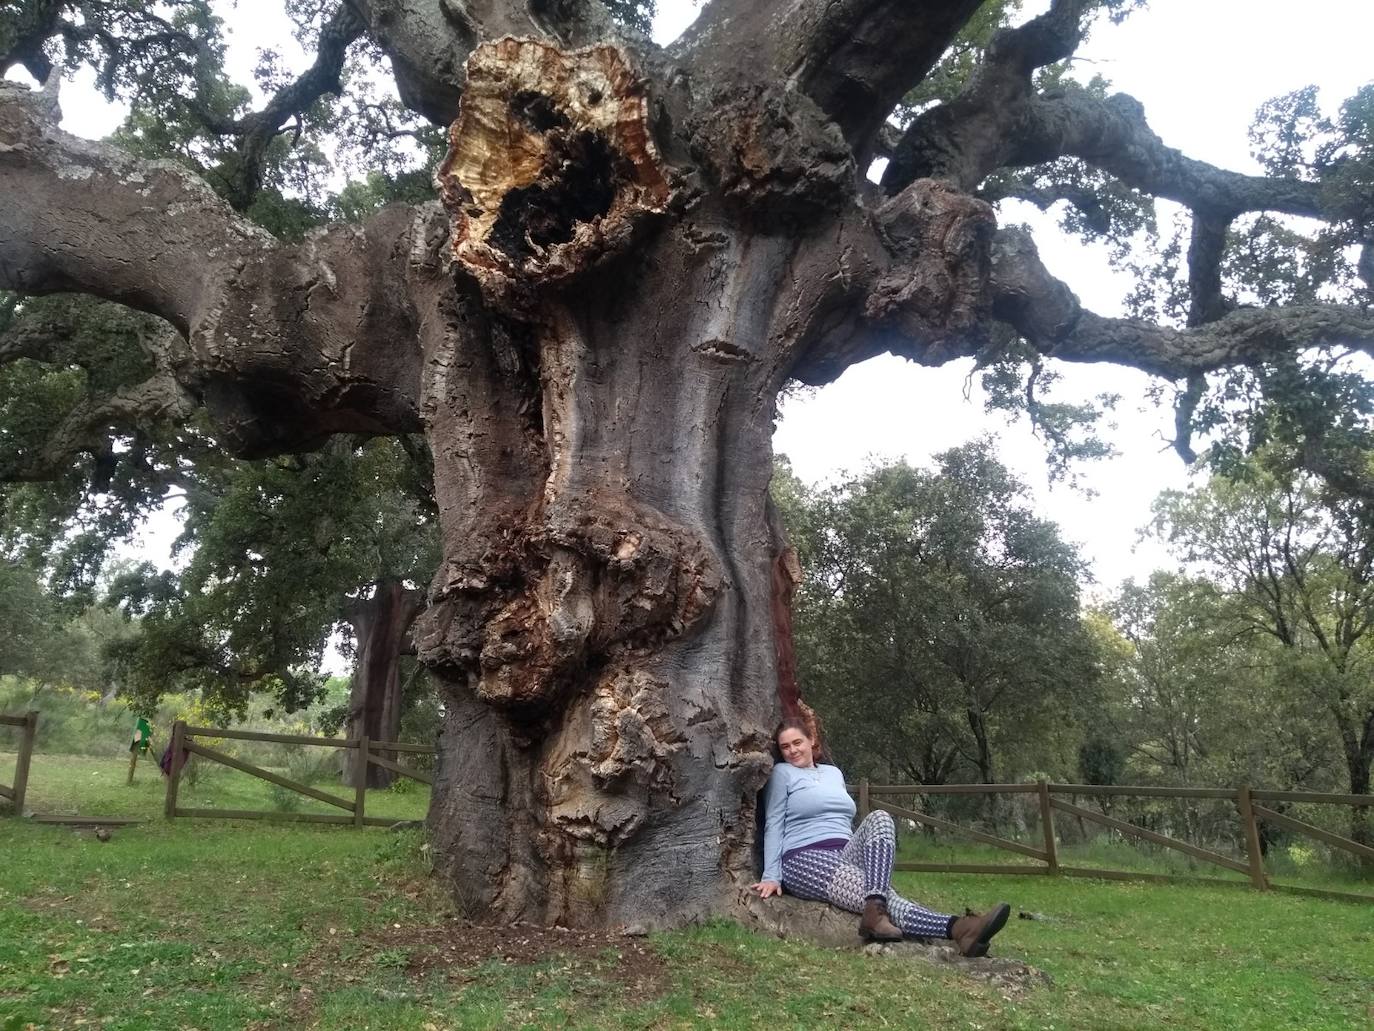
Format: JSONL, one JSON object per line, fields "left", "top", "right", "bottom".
{"left": 0, "top": 750, "right": 430, "bottom": 825}
{"left": 3, "top": 757, "right": 1372, "bottom": 1029}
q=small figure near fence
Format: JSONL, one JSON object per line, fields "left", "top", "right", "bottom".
{"left": 127, "top": 716, "right": 152, "bottom": 785}
{"left": 750, "top": 717, "right": 1011, "bottom": 956}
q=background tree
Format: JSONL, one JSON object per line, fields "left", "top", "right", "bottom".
{"left": 3, "top": 0, "right": 1373, "bottom": 927}
{"left": 1153, "top": 466, "right": 1374, "bottom": 843}
{"left": 105, "top": 435, "right": 438, "bottom": 784}
{"left": 778, "top": 443, "right": 1098, "bottom": 791}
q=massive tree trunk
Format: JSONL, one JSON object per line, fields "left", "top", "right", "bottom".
{"left": 343, "top": 579, "right": 427, "bottom": 789}
{"left": 6, "top": 0, "right": 1374, "bottom": 929}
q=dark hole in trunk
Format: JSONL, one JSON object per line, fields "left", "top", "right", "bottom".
{"left": 511, "top": 90, "right": 572, "bottom": 134}
{"left": 489, "top": 130, "right": 620, "bottom": 262}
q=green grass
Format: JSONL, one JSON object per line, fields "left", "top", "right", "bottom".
{"left": 3, "top": 792, "right": 1373, "bottom": 1031}
{"left": 895, "top": 824, "right": 1374, "bottom": 898}
{"left": 0, "top": 750, "right": 430, "bottom": 825}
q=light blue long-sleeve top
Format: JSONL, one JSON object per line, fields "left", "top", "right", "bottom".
{"left": 759, "top": 761, "right": 856, "bottom": 884}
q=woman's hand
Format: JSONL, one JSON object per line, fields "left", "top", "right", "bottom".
{"left": 750, "top": 880, "right": 782, "bottom": 899}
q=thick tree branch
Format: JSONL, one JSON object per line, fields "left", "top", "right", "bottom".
{"left": 881, "top": 0, "right": 1094, "bottom": 192}
{"left": 881, "top": 0, "right": 1366, "bottom": 234}
{"left": 990, "top": 227, "right": 1374, "bottom": 378}
{"left": 889, "top": 76, "right": 1342, "bottom": 226}
{"left": 675, "top": 0, "right": 986, "bottom": 157}
{"left": 0, "top": 79, "right": 426, "bottom": 455}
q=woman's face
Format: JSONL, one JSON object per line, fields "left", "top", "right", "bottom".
{"left": 777, "top": 727, "right": 815, "bottom": 768}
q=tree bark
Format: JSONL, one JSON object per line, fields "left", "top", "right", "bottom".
{"left": 343, "top": 580, "right": 427, "bottom": 789}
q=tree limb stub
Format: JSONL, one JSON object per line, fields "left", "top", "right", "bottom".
{"left": 436, "top": 38, "right": 670, "bottom": 309}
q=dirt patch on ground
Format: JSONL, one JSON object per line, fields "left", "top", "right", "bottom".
{"left": 283, "top": 917, "right": 668, "bottom": 1024}
{"left": 377, "top": 919, "right": 665, "bottom": 985}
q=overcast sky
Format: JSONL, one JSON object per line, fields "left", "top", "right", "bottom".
{"left": 35, "top": 0, "right": 1374, "bottom": 600}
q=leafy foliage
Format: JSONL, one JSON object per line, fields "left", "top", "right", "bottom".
{"left": 776, "top": 441, "right": 1099, "bottom": 784}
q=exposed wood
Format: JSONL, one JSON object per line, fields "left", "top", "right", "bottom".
{"left": 366, "top": 740, "right": 433, "bottom": 754}
{"left": 1251, "top": 790, "right": 1374, "bottom": 806}
{"left": 1058, "top": 868, "right": 1247, "bottom": 888}
{"left": 29, "top": 816, "right": 146, "bottom": 827}
{"left": 185, "top": 740, "right": 356, "bottom": 812}
{"left": 1047, "top": 783, "right": 1238, "bottom": 800}
{"left": 1267, "top": 883, "right": 1374, "bottom": 905}
{"left": 183, "top": 726, "right": 357, "bottom": 748}
{"left": 354, "top": 736, "right": 369, "bottom": 829}
{"left": 12, "top": 710, "right": 38, "bottom": 815}
{"left": 1038, "top": 781, "right": 1059, "bottom": 874}
{"left": 365, "top": 751, "right": 435, "bottom": 786}
{"left": 893, "top": 863, "right": 1045, "bottom": 876}
{"left": 877, "top": 800, "right": 1049, "bottom": 862}
{"left": 175, "top": 807, "right": 357, "bottom": 826}
{"left": 1051, "top": 798, "right": 1251, "bottom": 876}
{"left": 858, "top": 778, "right": 870, "bottom": 822}
{"left": 164, "top": 719, "right": 186, "bottom": 821}
{"left": 1252, "top": 805, "right": 1374, "bottom": 863}
{"left": 867, "top": 783, "right": 1041, "bottom": 796}
{"left": 1236, "top": 786, "right": 1269, "bottom": 890}
{"left": 174, "top": 807, "right": 399, "bottom": 828}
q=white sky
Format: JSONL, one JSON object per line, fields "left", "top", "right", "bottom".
{"left": 33, "top": 0, "right": 1374, "bottom": 602}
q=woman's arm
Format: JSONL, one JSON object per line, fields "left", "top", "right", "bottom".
{"left": 756, "top": 764, "right": 789, "bottom": 887}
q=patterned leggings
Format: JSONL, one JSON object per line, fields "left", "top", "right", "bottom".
{"left": 780, "top": 810, "right": 954, "bottom": 939}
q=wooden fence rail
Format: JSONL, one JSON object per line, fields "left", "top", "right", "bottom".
{"left": 1, "top": 711, "right": 39, "bottom": 816}
{"left": 850, "top": 778, "right": 1374, "bottom": 905}
{"left": 165, "top": 720, "right": 433, "bottom": 828}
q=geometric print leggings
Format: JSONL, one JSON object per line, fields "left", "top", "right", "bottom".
{"left": 780, "top": 810, "right": 956, "bottom": 939}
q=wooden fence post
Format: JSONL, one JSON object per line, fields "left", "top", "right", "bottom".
{"left": 164, "top": 720, "right": 186, "bottom": 821}
{"left": 1237, "top": 785, "right": 1268, "bottom": 891}
{"left": 354, "top": 737, "right": 369, "bottom": 829}
{"left": 11, "top": 710, "right": 38, "bottom": 815}
{"left": 1038, "top": 780, "right": 1059, "bottom": 874}
{"left": 858, "top": 778, "right": 870, "bottom": 823}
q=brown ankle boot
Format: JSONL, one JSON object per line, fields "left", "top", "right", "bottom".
{"left": 950, "top": 903, "right": 1010, "bottom": 957}
{"left": 858, "top": 896, "right": 903, "bottom": 942}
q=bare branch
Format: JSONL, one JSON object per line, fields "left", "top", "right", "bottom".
{"left": 222, "top": 2, "right": 367, "bottom": 208}
{"left": 990, "top": 227, "right": 1374, "bottom": 377}
{"left": 675, "top": 0, "right": 986, "bottom": 157}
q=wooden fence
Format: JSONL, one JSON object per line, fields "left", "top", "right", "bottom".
{"left": 1, "top": 711, "right": 39, "bottom": 815}
{"left": 164, "top": 720, "right": 433, "bottom": 827}
{"left": 852, "top": 780, "right": 1374, "bottom": 905}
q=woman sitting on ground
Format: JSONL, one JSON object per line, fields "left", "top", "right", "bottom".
{"left": 750, "top": 717, "right": 1011, "bottom": 956}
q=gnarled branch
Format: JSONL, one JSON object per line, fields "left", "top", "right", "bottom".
{"left": 0, "top": 79, "right": 427, "bottom": 456}
{"left": 990, "top": 227, "right": 1374, "bottom": 378}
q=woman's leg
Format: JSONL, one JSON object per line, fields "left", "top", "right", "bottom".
{"left": 780, "top": 847, "right": 843, "bottom": 901}
{"left": 835, "top": 811, "right": 956, "bottom": 938}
